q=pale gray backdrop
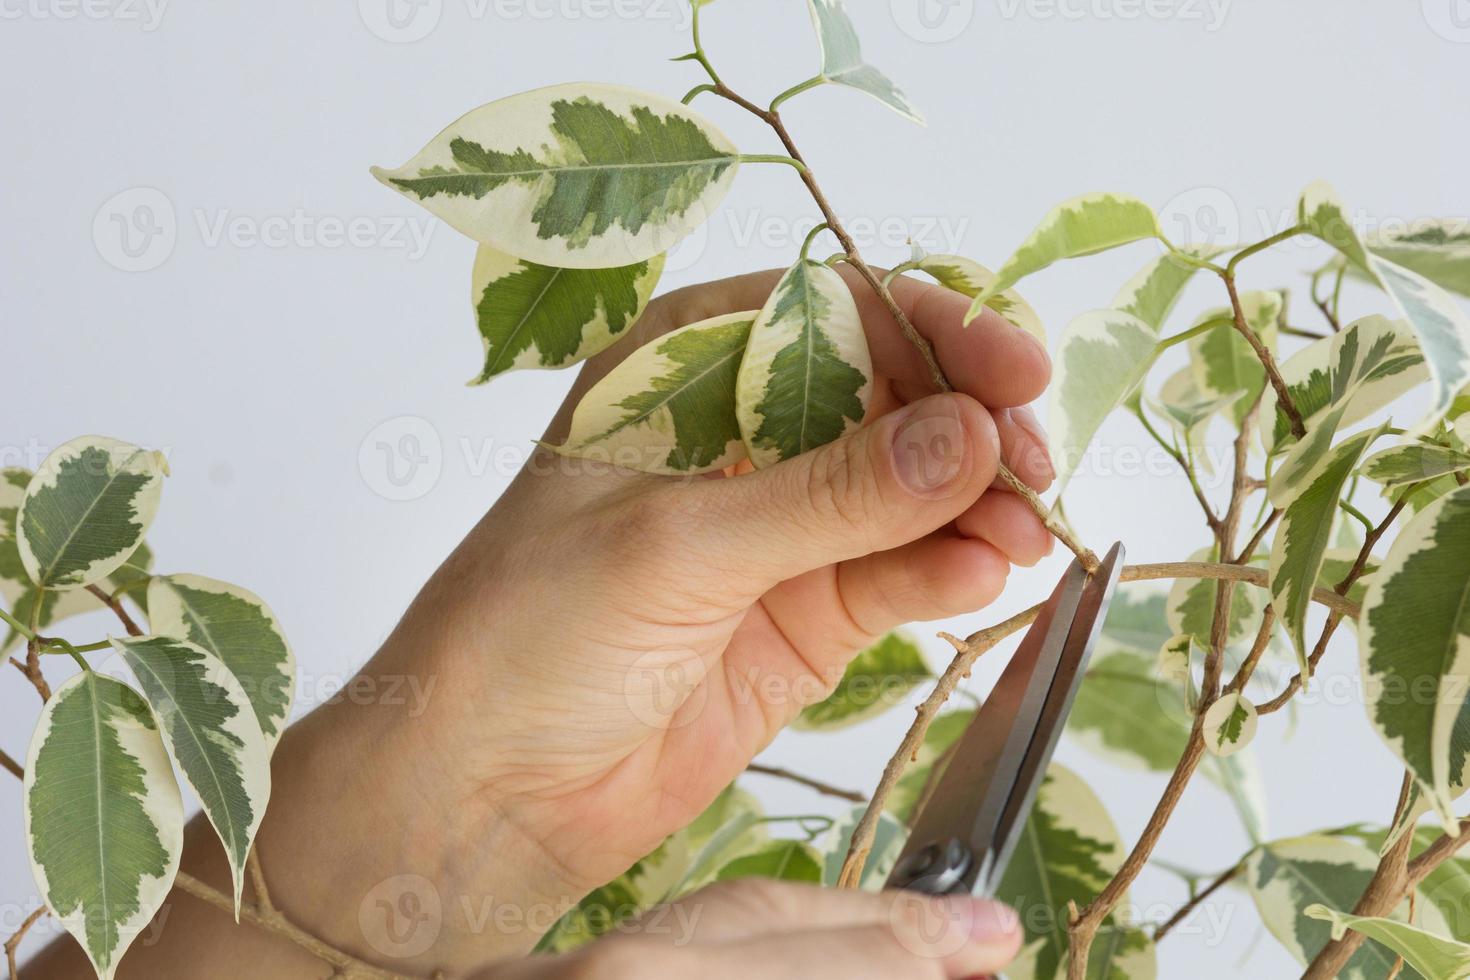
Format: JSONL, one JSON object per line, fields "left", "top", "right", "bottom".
{"left": 2, "top": 0, "right": 1466, "bottom": 974}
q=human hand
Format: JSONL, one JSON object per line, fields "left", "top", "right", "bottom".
{"left": 195, "top": 267, "right": 1054, "bottom": 977}
{"left": 473, "top": 880, "right": 1023, "bottom": 980}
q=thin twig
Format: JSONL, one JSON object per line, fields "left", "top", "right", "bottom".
{"left": 1222, "top": 274, "right": 1304, "bottom": 439}
{"left": 1153, "top": 864, "right": 1242, "bottom": 942}
{"left": 247, "top": 849, "right": 276, "bottom": 918}
{"left": 706, "top": 81, "right": 1100, "bottom": 574}
{"left": 745, "top": 763, "right": 865, "bottom": 803}
{"left": 5, "top": 907, "right": 47, "bottom": 980}
{"left": 0, "top": 749, "right": 22, "bottom": 782}
{"left": 86, "top": 584, "right": 143, "bottom": 637}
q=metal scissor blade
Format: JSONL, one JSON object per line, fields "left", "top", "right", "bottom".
{"left": 976, "top": 541, "right": 1125, "bottom": 896}
{"left": 885, "top": 554, "right": 1092, "bottom": 895}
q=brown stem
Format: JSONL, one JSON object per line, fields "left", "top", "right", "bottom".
{"left": 171, "top": 872, "right": 411, "bottom": 980}
{"left": 247, "top": 848, "right": 277, "bottom": 918}
{"left": 1237, "top": 508, "right": 1282, "bottom": 563}
{"left": 0, "top": 749, "right": 21, "bottom": 782}
{"left": 1222, "top": 273, "right": 1305, "bottom": 439}
{"left": 6, "top": 907, "right": 47, "bottom": 980}
{"left": 1303, "top": 773, "right": 1418, "bottom": 978}
{"left": 745, "top": 763, "right": 866, "bottom": 803}
{"left": 710, "top": 82, "right": 1100, "bottom": 574}
{"left": 1152, "top": 864, "right": 1242, "bottom": 943}
{"left": 86, "top": 584, "right": 143, "bottom": 637}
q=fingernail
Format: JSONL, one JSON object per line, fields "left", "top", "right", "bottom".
{"left": 968, "top": 900, "right": 1020, "bottom": 942}
{"left": 1010, "top": 406, "right": 1055, "bottom": 484}
{"left": 892, "top": 398, "right": 968, "bottom": 497}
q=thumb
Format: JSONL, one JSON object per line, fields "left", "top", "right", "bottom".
{"left": 695, "top": 393, "right": 1000, "bottom": 590}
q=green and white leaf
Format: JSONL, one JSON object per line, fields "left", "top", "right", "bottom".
{"left": 1306, "top": 905, "right": 1470, "bottom": 980}
{"left": 537, "top": 836, "right": 692, "bottom": 953}
{"left": 885, "top": 708, "right": 974, "bottom": 823}
{"left": 373, "top": 83, "right": 740, "bottom": 268}
{"left": 966, "top": 194, "right": 1161, "bottom": 323}
{"left": 147, "top": 574, "right": 296, "bottom": 753}
{"left": 1203, "top": 693, "right": 1258, "bottom": 757}
{"left": 2, "top": 543, "right": 154, "bottom": 657}
{"left": 1249, "top": 834, "right": 1447, "bottom": 976}
{"left": 1078, "top": 923, "right": 1158, "bottom": 980}
{"left": 1111, "top": 245, "right": 1226, "bottom": 332}
{"left": 1262, "top": 315, "right": 1425, "bottom": 455}
{"left": 469, "top": 246, "right": 664, "bottom": 382}
{"left": 1299, "top": 182, "right": 1470, "bottom": 432}
{"left": 736, "top": 259, "right": 872, "bottom": 468}
{"left": 17, "top": 436, "right": 167, "bottom": 590}
{"left": 1157, "top": 633, "right": 1194, "bottom": 685}
{"left": 1366, "top": 219, "right": 1470, "bottom": 298}
{"left": 664, "top": 788, "right": 768, "bottom": 899}
{"left": 794, "top": 631, "right": 932, "bottom": 731}
{"left": 993, "top": 764, "right": 1152, "bottom": 980}
{"left": 914, "top": 254, "right": 1045, "bottom": 342}
{"left": 819, "top": 805, "right": 907, "bottom": 889}
{"left": 715, "top": 839, "right": 824, "bottom": 884}
{"left": 1167, "top": 547, "right": 1263, "bottom": 648}
{"left": 24, "top": 672, "right": 183, "bottom": 980}
{"left": 1363, "top": 443, "right": 1470, "bottom": 487}
{"left": 1270, "top": 425, "right": 1386, "bottom": 670}
{"left": 1149, "top": 368, "right": 1242, "bottom": 474}
{"left": 1188, "top": 291, "right": 1282, "bottom": 425}
{"left": 1049, "top": 309, "right": 1158, "bottom": 493}
{"left": 1359, "top": 485, "right": 1470, "bottom": 825}
{"left": 558, "top": 311, "right": 756, "bottom": 474}
{"left": 112, "top": 635, "right": 271, "bottom": 912}
{"left": 804, "top": 0, "right": 924, "bottom": 124}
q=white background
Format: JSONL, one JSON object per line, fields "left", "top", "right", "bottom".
{"left": 2, "top": 0, "right": 1466, "bottom": 974}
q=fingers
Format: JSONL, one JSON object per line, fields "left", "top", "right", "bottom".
{"left": 835, "top": 535, "right": 1011, "bottom": 636}
{"left": 691, "top": 393, "right": 1000, "bottom": 595}
{"left": 994, "top": 406, "right": 1055, "bottom": 491}
{"left": 956, "top": 494, "right": 1055, "bottom": 569}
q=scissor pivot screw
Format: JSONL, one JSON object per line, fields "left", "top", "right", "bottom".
{"left": 892, "top": 838, "right": 972, "bottom": 894}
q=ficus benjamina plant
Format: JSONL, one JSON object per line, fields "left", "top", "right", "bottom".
{"left": 8, "top": 2, "right": 1470, "bottom": 979}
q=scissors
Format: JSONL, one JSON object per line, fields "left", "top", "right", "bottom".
{"left": 885, "top": 541, "right": 1126, "bottom": 898}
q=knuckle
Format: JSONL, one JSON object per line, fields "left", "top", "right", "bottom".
{"left": 804, "top": 439, "right": 879, "bottom": 538}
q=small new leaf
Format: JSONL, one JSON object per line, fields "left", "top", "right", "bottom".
{"left": 914, "top": 254, "right": 1045, "bottom": 342}
{"left": 736, "top": 259, "right": 872, "bottom": 468}
{"left": 805, "top": 0, "right": 924, "bottom": 124}
{"left": 1203, "top": 693, "right": 1258, "bottom": 758}
{"left": 794, "top": 632, "right": 932, "bottom": 731}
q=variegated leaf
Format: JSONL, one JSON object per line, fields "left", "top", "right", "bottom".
{"left": 373, "top": 83, "right": 740, "bottom": 268}
{"left": 914, "top": 254, "right": 1045, "bottom": 342}
{"left": 736, "top": 260, "right": 872, "bottom": 468}
{"left": 715, "top": 839, "right": 823, "bottom": 883}
{"left": 1249, "top": 835, "right": 1448, "bottom": 977}
{"left": 537, "top": 835, "right": 692, "bottom": 952}
{"left": 994, "top": 764, "right": 1155, "bottom": 980}
{"left": 1157, "top": 633, "right": 1194, "bottom": 685}
{"left": 1359, "top": 485, "right": 1470, "bottom": 824}
{"left": 794, "top": 632, "right": 931, "bottom": 731}
{"left": 1111, "top": 245, "right": 1227, "bottom": 331}
{"left": 1203, "top": 692, "right": 1258, "bottom": 757}
{"left": 804, "top": 0, "right": 923, "bottom": 124}
{"left": 1049, "top": 309, "right": 1158, "bottom": 493}
{"left": 1150, "top": 368, "right": 1242, "bottom": 473}
{"left": 1266, "top": 317, "right": 1425, "bottom": 507}
{"left": 819, "top": 805, "right": 907, "bottom": 889}
{"left": 965, "top": 194, "right": 1161, "bottom": 324}
{"left": 1069, "top": 647, "right": 1268, "bottom": 842}
{"left": 1366, "top": 219, "right": 1470, "bottom": 298}
{"left": 557, "top": 311, "right": 756, "bottom": 474}
{"left": 1306, "top": 905, "right": 1470, "bottom": 980}
{"left": 18, "top": 437, "right": 167, "bottom": 590}
{"left": 1, "top": 538, "right": 153, "bottom": 656}
{"left": 147, "top": 574, "right": 296, "bottom": 753}
{"left": 664, "top": 787, "right": 769, "bottom": 899}
{"left": 1166, "top": 546, "right": 1262, "bottom": 648}
{"left": 1269, "top": 425, "right": 1385, "bottom": 671}
{"left": 469, "top": 246, "right": 664, "bottom": 382}
{"left": 25, "top": 672, "right": 183, "bottom": 980}
{"left": 1363, "top": 443, "right": 1470, "bottom": 487}
{"left": 112, "top": 635, "right": 271, "bottom": 910}
{"left": 1262, "top": 315, "right": 1425, "bottom": 455}
{"left": 1188, "top": 291, "right": 1282, "bottom": 425}
{"left": 1299, "top": 182, "right": 1470, "bottom": 432}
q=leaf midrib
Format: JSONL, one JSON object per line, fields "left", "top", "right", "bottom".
{"left": 404, "top": 157, "right": 735, "bottom": 182}
{"left": 35, "top": 449, "right": 145, "bottom": 585}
